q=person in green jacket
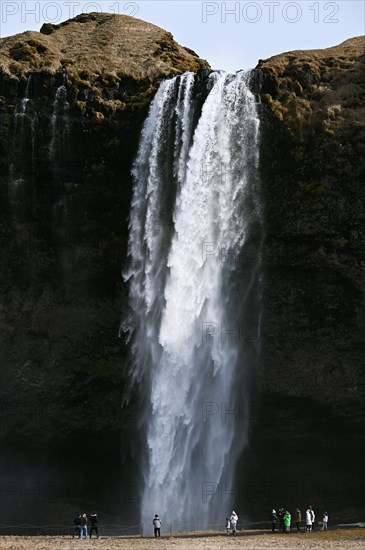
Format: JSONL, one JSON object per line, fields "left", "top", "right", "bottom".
{"left": 283, "top": 511, "right": 291, "bottom": 533}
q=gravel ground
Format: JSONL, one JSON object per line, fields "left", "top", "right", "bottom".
{"left": 0, "top": 529, "right": 365, "bottom": 549}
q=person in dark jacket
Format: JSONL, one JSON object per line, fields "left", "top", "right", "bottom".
{"left": 278, "top": 508, "right": 285, "bottom": 532}
{"left": 89, "top": 511, "right": 99, "bottom": 539}
{"left": 270, "top": 509, "right": 277, "bottom": 532}
{"left": 79, "top": 513, "right": 88, "bottom": 539}
{"left": 72, "top": 513, "right": 81, "bottom": 539}
{"left": 295, "top": 508, "right": 302, "bottom": 532}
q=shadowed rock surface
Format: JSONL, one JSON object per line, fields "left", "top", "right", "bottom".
{"left": 254, "top": 36, "right": 364, "bottom": 412}
{"left": 0, "top": 14, "right": 364, "bottom": 526}
{"left": 242, "top": 36, "right": 365, "bottom": 521}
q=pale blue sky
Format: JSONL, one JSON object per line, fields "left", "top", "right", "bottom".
{"left": 0, "top": 1, "right": 364, "bottom": 71}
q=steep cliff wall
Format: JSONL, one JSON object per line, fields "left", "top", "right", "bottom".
{"left": 241, "top": 37, "right": 365, "bottom": 520}
{"left": 257, "top": 36, "right": 364, "bottom": 413}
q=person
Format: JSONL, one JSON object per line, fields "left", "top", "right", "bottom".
{"left": 270, "top": 509, "right": 277, "bottom": 532}
{"left": 72, "top": 513, "right": 81, "bottom": 539}
{"left": 89, "top": 511, "right": 99, "bottom": 539}
{"left": 321, "top": 511, "right": 328, "bottom": 530}
{"left": 153, "top": 514, "right": 161, "bottom": 538}
{"left": 226, "top": 516, "right": 231, "bottom": 534}
{"left": 309, "top": 506, "right": 315, "bottom": 530}
{"left": 283, "top": 510, "right": 291, "bottom": 533}
{"left": 230, "top": 510, "right": 238, "bottom": 535}
{"left": 295, "top": 508, "right": 301, "bottom": 532}
{"left": 305, "top": 507, "right": 312, "bottom": 532}
{"left": 278, "top": 508, "right": 285, "bottom": 532}
{"left": 79, "top": 513, "right": 88, "bottom": 539}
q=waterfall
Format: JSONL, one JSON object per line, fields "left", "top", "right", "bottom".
{"left": 10, "top": 74, "right": 35, "bottom": 185}
{"left": 125, "top": 71, "right": 262, "bottom": 531}
{"left": 50, "top": 72, "right": 70, "bottom": 178}
{"left": 18, "top": 74, "right": 32, "bottom": 117}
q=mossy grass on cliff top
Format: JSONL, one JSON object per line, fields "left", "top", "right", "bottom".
{"left": 0, "top": 12, "right": 209, "bottom": 83}
{"left": 256, "top": 36, "right": 365, "bottom": 139}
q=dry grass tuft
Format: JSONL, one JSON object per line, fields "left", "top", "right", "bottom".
{"left": 0, "top": 12, "right": 209, "bottom": 84}
{"left": 257, "top": 36, "right": 365, "bottom": 139}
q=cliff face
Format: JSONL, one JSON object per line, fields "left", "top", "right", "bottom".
{"left": 0, "top": 14, "right": 364, "bottom": 525}
{"left": 255, "top": 36, "right": 364, "bottom": 412}
{"left": 241, "top": 37, "right": 365, "bottom": 519}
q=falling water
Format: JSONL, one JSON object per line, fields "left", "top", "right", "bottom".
{"left": 50, "top": 72, "right": 70, "bottom": 177}
{"left": 125, "top": 71, "right": 262, "bottom": 530}
{"left": 10, "top": 74, "right": 35, "bottom": 185}
{"left": 17, "top": 74, "right": 32, "bottom": 116}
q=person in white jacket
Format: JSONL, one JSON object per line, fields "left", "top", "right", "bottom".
{"left": 309, "top": 506, "right": 315, "bottom": 530}
{"left": 321, "top": 511, "right": 328, "bottom": 530}
{"left": 230, "top": 511, "right": 238, "bottom": 535}
{"left": 305, "top": 508, "right": 313, "bottom": 532}
{"left": 152, "top": 514, "right": 161, "bottom": 538}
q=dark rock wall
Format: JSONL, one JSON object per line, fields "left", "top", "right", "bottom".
{"left": 240, "top": 37, "right": 365, "bottom": 522}
{"left": 0, "top": 71, "right": 144, "bottom": 527}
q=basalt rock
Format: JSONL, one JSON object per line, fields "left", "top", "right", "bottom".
{"left": 241, "top": 36, "right": 365, "bottom": 521}
{"left": 254, "top": 35, "right": 365, "bottom": 412}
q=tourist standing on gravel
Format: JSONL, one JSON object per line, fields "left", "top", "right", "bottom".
{"left": 270, "top": 509, "right": 277, "bottom": 532}
{"left": 309, "top": 506, "right": 315, "bottom": 530}
{"left": 89, "top": 511, "right": 99, "bottom": 539}
{"left": 153, "top": 514, "right": 161, "bottom": 538}
{"left": 283, "top": 511, "right": 291, "bottom": 533}
{"left": 321, "top": 511, "right": 329, "bottom": 530}
{"left": 72, "top": 513, "right": 81, "bottom": 538}
{"left": 295, "top": 508, "right": 301, "bottom": 532}
{"left": 278, "top": 508, "right": 285, "bottom": 532}
{"left": 226, "top": 516, "right": 231, "bottom": 533}
{"left": 79, "top": 513, "right": 88, "bottom": 539}
{"left": 305, "top": 507, "right": 313, "bottom": 531}
{"left": 230, "top": 510, "right": 238, "bottom": 535}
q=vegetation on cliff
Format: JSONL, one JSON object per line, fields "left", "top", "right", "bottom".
{"left": 0, "top": 12, "right": 209, "bottom": 111}
{"left": 256, "top": 36, "right": 365, "bottom": 139}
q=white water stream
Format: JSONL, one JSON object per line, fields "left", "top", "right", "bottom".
{"left": 125, "top": 71, "right": 262, "bottom": 529}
